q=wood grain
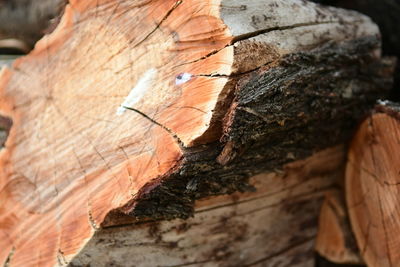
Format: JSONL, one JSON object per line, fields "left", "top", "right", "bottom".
{"left": 315, "top": 189, "right": 363, "bottom": 265}
{"left": 346, "top": 103, "right": 400, "bottom": 267}
{"left": 0, "top": 0, "right": 389, "bottom": 266}
{"left": 71, "top": 147, "right": 344, "bottom": 267}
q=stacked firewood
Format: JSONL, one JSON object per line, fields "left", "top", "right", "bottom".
{"left": 0, "top": 1, "right": 398, "bottom": 266}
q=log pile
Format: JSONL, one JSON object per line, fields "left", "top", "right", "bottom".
{"left": 71, "top": 147, "right": 346, "bottom": 267}
{"left": 345, "top": 102, "right": 400, "bottom": 267}
{"left": 0, "top": 0, "right": 396, "bottom": 266}
{"left": 318, "top": 102, "right": 400, "bottom": 267}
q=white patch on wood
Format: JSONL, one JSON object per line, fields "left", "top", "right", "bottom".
{"left": 220, "top": 0, "right": 378, "bottom": 53}
{"left": 175, "top": 72, "right": 192, "bottom": 85}
{"left": 116, "top": 68, "right": 158, "bottom": 115}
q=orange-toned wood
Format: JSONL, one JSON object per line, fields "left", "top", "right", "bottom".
{"left": 0, "top": 1, "right": 237, "bottom": 265}
{"left": 315, "top": 189, "right": 363, "bottom": 264}
{"left": 346, "top": 105, "right": 400, "bottom": 267}
{"left": 0, "top": 0, "right": 382, "bottom": 266}
{"left": 71, "top": 147, "right": 344, "bottom": 267}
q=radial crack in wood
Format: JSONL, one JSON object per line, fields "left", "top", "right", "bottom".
{"left": 346, "top": 101, "right": 400, "bottom": 267}
{"left": 71, "top": 147, "right": 344, "bottom": 267}
{"left": 0, "top": 0, "right": 395, "bottom": 266}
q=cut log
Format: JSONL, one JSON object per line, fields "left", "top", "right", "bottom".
{"left": 346, "top": 101, "right": 400, "bottom": 267}
{"left": 71, "top": 147, "right": 344, "bottom": 267}
{"left": 0, "top": 0, "right": 395, "bottom": 266}
{"left": 315, "top": 189, "right": 363, "bottom": 265}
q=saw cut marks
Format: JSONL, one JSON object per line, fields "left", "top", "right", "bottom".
{"left": 0, "top": 0, "right": 382, "bottom": 266}
{"left": 0, "top": 1, "right": 233, "bottom": 266}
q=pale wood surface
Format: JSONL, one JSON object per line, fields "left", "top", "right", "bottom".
{"left": 71, "top": 147, "right": 344, "bottom": 267}
{"left": 346, "top": 103, "right": 400, "bottom": 267}
{"left": 0, "top": 0, "right": 385, "bottom": 266}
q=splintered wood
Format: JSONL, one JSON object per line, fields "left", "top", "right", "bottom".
{"left": 0, "top": 0, "right": 387, "bottom": 266}
{"left": 346, "top": 104, "right": 400, "bottom": 267}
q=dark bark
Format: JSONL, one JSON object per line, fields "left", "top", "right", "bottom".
{"left": 310, "top": 0, "right": 400, "bottom": 100}
{"left": 309, "top": 2, "right": 400, "bottom": 266}
{"left": 107, "top": 36, "right": 395, "bottom": 222}
{"left": 374, "top": 100, "right": 400, "bottom": 118}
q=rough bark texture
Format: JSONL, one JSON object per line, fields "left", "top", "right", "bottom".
{"left": 311, "top": 0, "right": 400, "bottom": 100}
{"left": 0, "top": 0, "right": 395, "bottom": 266}
{"left": 311, "top": 0, "right": 400, "bottom": 57}
{"left": 310, "top": 1, "right": 400, "bottom": 266}
{"left": 72, "top": 147, "right": 344, "bottom": 267}
{"left": 346, "top": 101, "right": 400, "bottom": 267}
{"left": 128, "top": 37, "right": 394, "bottom": 220}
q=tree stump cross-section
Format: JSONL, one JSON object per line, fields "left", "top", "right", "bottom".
{"left": 346, "top": 102, "right": 400, "bottom": 267}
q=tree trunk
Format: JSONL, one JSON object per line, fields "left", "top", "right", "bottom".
{"left": 311, "top": 0, "right": 400, "bottom": 101}
{"left": 71, "top": 147, "right": 344, "bottom": 267}
{"left": 346, "top": 101, "right": 400, "bottom": 267}
{"left": 0, "top": 0, "right": 395, "bottom": 266}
